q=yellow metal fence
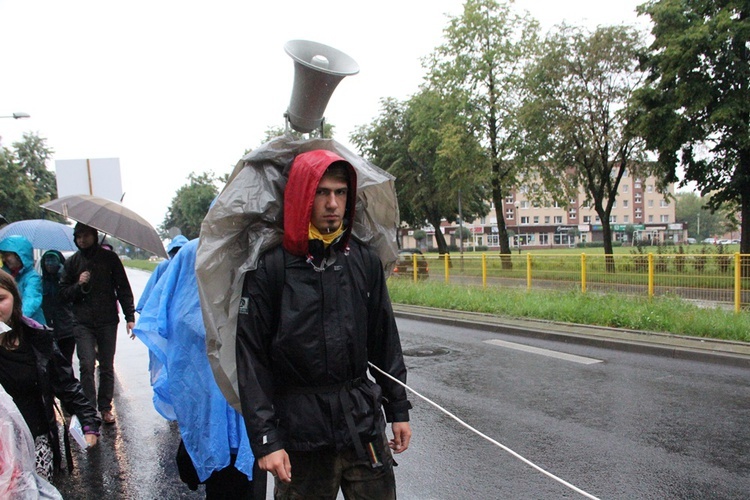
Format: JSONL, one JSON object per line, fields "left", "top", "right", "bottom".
{"left": 397, "top": 253, "right": 750, "bottom": 313}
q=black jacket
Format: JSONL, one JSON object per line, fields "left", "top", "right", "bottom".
{"left": 236, "top": 239, "right": 411, "bottom": 459}
{"left": 41, "top": 249, "right": 75, "bottom": 340}
{"left": 26, "top": 318, "right": 100, "bottom": 469}
{"left": 59, "top": 244, "right": 135, "bottom": 326}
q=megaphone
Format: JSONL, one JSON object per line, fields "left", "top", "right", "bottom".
{"left": 284, "top": 40, "right": 360, "bottom": 134}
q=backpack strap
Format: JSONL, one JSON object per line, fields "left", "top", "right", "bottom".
{"left": 264, "top": 247, "right": 286, "bottom": 329}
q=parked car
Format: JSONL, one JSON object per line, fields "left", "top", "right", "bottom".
{"left": 717, "top": 239, "right": 732, "bottom": 245}
{"left": 686, "top": 237, "right": 697, "bottom": 245}
{"left": 392, "top": 249, "right": 429, "bottom": 279}
{"left": 702, "top": 237, "right": 716, "bottom": 244}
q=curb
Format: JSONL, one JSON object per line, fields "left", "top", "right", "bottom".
{"left": 392, "top": 304, "right": 750, "bottom": 369}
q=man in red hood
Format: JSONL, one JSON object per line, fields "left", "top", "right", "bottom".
{"left": 236, "top": 149, "right": 412, "bottom": 499}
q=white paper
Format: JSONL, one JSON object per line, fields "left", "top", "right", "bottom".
{"left": 68, "top": 415, "right": 89, "bottom": 450}
{"left": 0, "top": 321, "right": 11, "bottom": 334}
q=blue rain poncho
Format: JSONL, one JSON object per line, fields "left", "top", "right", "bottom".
{"left": 133, "top": 238, "right": 254, "bottom": 482}
{"left": 0, "top": 235, "right": 46, "bottom": 324}
{"left": 135, "top": 235, "right": 189, "bottom": 314}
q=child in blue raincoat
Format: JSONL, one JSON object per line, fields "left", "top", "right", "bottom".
{"left": 0, "top": 235, "right": 46, "bottom": 325}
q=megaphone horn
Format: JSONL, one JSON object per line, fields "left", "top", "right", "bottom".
{"left": 284, "top": 40, "right": 360, "bottom": 134}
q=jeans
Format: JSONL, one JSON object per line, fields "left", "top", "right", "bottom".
{"left": 74, "top": 323, "right": 118, "bottom": 412}
{"left": 274, "top": 433, "right": 396, "bottom": 500}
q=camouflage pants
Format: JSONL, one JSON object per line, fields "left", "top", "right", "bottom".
{"left": 274, "top": 433, "right": 396, "bottom": 500}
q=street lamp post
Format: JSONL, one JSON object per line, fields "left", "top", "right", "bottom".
{"left": 514, "top": 201, "right": 520, "bottom": 251}
{"left": 0, "top": 112, "right": 31, "bottom": 119}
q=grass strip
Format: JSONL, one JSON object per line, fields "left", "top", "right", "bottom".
{"left": 387, "top": 280, "right": 750, "bottom": 343}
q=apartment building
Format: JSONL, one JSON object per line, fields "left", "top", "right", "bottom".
{"left": 402, "top": 173, "right": 682, "bottom": 250}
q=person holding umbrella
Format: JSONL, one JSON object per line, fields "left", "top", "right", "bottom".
{"left": 59, "top": 223, "right": 136, "bottom": 425}
{"left": 0, "top": 235, "right": 46, "bottom": 325}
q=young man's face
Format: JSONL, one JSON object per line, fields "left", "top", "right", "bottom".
{"left": 75, "top": 231, "right": 96, "bottom": 249}
{"left": 311, "top": 174, "right": 348, "bottom": 233}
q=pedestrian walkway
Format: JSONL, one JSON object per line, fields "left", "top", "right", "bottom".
{"left": 393, "top": 304, "right": 750, "bottom": 368}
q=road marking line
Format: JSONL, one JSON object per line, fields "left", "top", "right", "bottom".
{"left": 484, "top": 339, "right": 602, "bottom": 364}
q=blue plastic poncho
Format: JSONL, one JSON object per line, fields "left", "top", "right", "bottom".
{"left": 135, "top": 235, "right": 189, "bottom": 314}
{"left": 133, "top": 239, "right": 254, "bottom": 482}
{"left": 0, "top": 235, "right": 46, "bottom": 324}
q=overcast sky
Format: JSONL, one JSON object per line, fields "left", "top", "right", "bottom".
{"left": 0, "top": 0, "right": 650, "bottom": 231}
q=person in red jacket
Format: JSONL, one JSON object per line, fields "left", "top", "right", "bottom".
{"left": 236, "top": 150, "right": 412, "bottom": 499}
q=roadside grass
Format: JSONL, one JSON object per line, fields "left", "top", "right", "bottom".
{"left": 387, "top": 279, "right": 750, "bottom": 343}
{"left": 125, "top": 259, "right": 158, "bottom": 272}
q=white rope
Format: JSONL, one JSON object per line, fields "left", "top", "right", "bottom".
{"left": 369, "top": 362, "right": 601, "bottom": 500}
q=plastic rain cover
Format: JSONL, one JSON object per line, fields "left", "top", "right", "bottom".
{"left": 196, "top": 135, "right": 399, "bottom": 411}
{"left": 0, "top": 385, "right": 63, "bottom": 499}
{"left": 133, "top": 239, "right": 254, "bottom": 482}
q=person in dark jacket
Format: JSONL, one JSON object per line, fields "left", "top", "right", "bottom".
{"left": 40, "top": 250, "right": 76, "bottom": 364}
{"left": 59, "top": 223, "right": 136, "bottom": 425}
{"left": 236, "top": 149, "right": 412, "bottom": 499}
{"left": 0, "top": 269, "right": 99, "bottom": 481}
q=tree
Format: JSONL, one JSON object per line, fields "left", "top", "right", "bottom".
{"left": 160, "top": 172, "right": 221, "bottom": 239}
{"left": 520, "top": 25, "right": 648, "bottom": 271}
{"left": 675, "top": 191, "right": 732, "bottom": 240}
{"left": 352, "top": 90, "right": 487, "bottom": 254}
{"left": 425, "top": 0, "right": 540, "bottom": 261}
{"left": 635, "top": 0, "right": 750, "bottom": 255}
{"left": 0, "top": 133, "right": 62, "bottom": 222}
{"left": 0, "top": 147, "right": 38, "bottom": 222}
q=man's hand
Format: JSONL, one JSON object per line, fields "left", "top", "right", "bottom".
{"left": 126, "top": 321, "right": 136, "bottom": 339}
{"left": 389, "top": 422, "right": 412, "bottom": 454}
{"left": 78, "top": 271, "right": 91, "bottom": 285}
{"left": 259, "top": 449, "right": 292, "bottom": 483}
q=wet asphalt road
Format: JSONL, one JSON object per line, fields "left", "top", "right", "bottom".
{"left": 53, "top": 269, "right": 749, "bottom": 499}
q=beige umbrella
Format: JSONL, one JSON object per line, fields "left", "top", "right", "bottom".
{"left": 41, "top": 194, "right": 168, "bottom": 258}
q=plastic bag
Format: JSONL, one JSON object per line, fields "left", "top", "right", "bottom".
{"left": 0, "top": 385, "right": 63, "bottom": 499}
{"left": 196, "top": 135, "right": 400, "bottom": 410}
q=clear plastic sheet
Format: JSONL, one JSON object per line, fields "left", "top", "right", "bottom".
{"left": 0, "top": 386, "right": 63, "bottom": 499}
{"left": 196, "top": 135, "right": 399, "bottom": 410}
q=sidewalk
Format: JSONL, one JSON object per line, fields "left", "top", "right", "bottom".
{"left": 393, "top": 304, "right": 750, "bottom": 368}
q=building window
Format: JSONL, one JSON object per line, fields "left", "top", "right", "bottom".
{"left": 554, "top": 216, "right": 563, "bottom": 224}
{"left": 660, "top": 215, "right": 669, "bottom": 222}
{"left": 648, "top": 215, "right": 654, "bottom": 222}
{"left": 505, "top": 195, "right": 514, "bottom": 203}
{"left": 635, "top": 180, "right": 642, "bottom": 189}
{"left": 660, "top": 199, "right": 669, "bottom": 207}
{"left": 506, "top": 209, "right": 514, "bottom": 220}
{"left": 623, "top": 200, "right": 629, "bottom": 208}
{"left": 595, "top": 216, "right": 601, "bottom": 222}
{"left": 622, "top": 184, "right": 629, "bottom": 192}
{"left": 583, "top": 215, "right": 591, "bottom": 223}
{"left": 544, "top": 216, "right": 550, "bottom": 223}
{"left": 635, "top": 209, "right": 642, "bottom": 219}
{"left": 480, "top": 217, "right": 486, "bottom": 224}
{"left": 520, "top": 200, "right": 530, "bottom": 209}
{"left": 568, "top": 208, "right": 577, "bottom": 219}
{"left": 610, "top": 215, "right": 617, "bottom": 223}
{"left": 539, "top": 233, "right": 549, "bottom": 245}
{"left": 521, "top": 216, "right": 530, "bottom": 224}
{"left": 624, "top": 215, "right": 629, "bottom": 223}
{"left": 635, "top": 194, "right": 642, "bottom": 203}
{"left": 533, "top": 216, "right": 539, "bottom": 224}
